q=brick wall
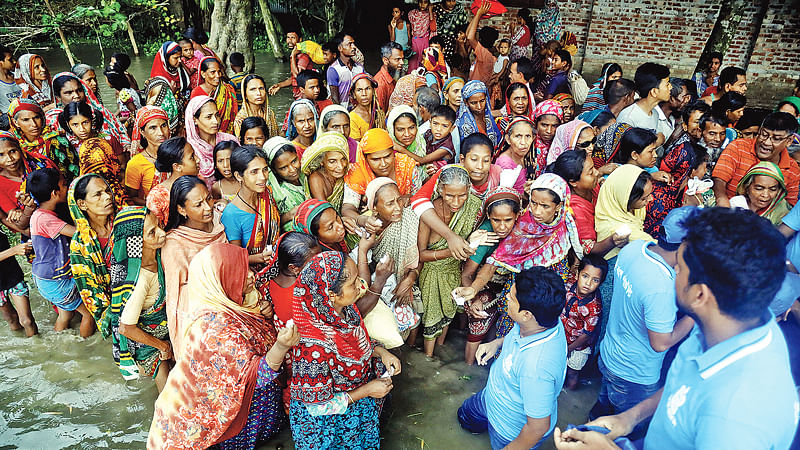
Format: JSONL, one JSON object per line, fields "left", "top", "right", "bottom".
{"left": 461, "top": 0, "right": 800, "bottom": 106}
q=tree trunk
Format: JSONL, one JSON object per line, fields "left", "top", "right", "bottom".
{"left": 324, "top": 0, "right": 346, "bottom": 41}
{"left": 256, "top": 0, "right": 284, "bottom": 61}
{"left": 208, "top": 0, "right": 255, "bottom": 73}
{"left": 694, "top": 0, "right": 750, "bottom": 74}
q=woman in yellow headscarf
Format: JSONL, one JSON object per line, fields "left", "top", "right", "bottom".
{"left": 301, "top": 131, "right": 351, "bottom": 212}
{"left": 730, "top": 161, "right": 791, "bottom": 226}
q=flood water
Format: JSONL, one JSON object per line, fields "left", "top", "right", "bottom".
{"left": 1, "top": 45, "right": 599, "bottom": 449}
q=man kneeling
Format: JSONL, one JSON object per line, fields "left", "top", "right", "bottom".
{"left": 458, "top": 266, "right": 567, "bottom": 449}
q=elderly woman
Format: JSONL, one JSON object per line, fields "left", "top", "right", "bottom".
{"left": 302, "top": 131, "right": 350, "bottom": 212}
{"left": 286, "top": 99, "right": 318, "bottom": 156}
{"left": 552, "top": 93, "right": 576, "bottom": 122}
{"left": 456, "top": 80, "right": 501, "bottom": 148}
{"left": 71, "top": 63, "right": 101, "bottom": 103}
{"left": 546, "top": 118, "right": 595, "bottom": 165}
{"left": 289, "top": 251, "right": 401, "bottom": 449}
{"left": 495, "top": 117, "right": 535, "bottom": 195}
{"left": 527, "top": 99, "right": 563, "bottom": 178}
{"left": 418, "top": 165, "right": 482, "bottom": 358}
{"left": 263, "top": 137, "right": 307, "bottom": 228}
{"left": 387, "top": 105, "right": 429, "bottom": 181}
{"left": 185, "top": 95, "right": 239, "bottom": 187}
{"left": 221, "top": 145, "right": 281, "bottom": 264}
{"left": 318, "top": 104, "right": 359, "bottom": 163}
{"left": 125, "top": 106, "right": 171, "bottom": 205}
{"left": 233, "top": 74, "right": 280, "bottom": 138}
{"left": 729, "top": 161, "right": 790, "bottom": 226}
{"left": 496, "top": 82, "right": 535, "bottom": 133}
{"left": 149, "top": 243, "right": 299, "bottom": 448}
{"left": 443, "top": 76, "right": 465, "bottom": 113}
{"left": 8, "top": 98, "right": 78, "bottom": 180}
{"left": 348, "top": 73, "right": 387, "bottom": 141}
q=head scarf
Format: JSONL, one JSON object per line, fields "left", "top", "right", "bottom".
{"left": 346, "top": 128, "right": 417, "bottom": 196}
{"left": 388, "top": 69, "right": 427, "bottom": 111}
{"left": 8, "top": 99, "right": 78, "bottom": 180}
{"left": 502, "top": 83, "right": 535, "bottom": 121}
{"left": 527, "top": 100, "right": 564, "bottom": 177}
{"left": 149, "top": 41, "right": 190, "bottom": 92}
{"left": 233, "top": 74, "right": 280, "bottom": 137}
{"left": 595, "top": 164, "right": 654, "bottom": 258}
{"left": 318, "top": 104, "right": 359, "bottom": 162}
{"left": 286, "top": 99, "right": 318, "bottom": 141}
{"left": 149, "top": 243, "right": 276, "bottom": 448}
{"left": 301, "top": 131, "right": 350, "bottom": 176}
{"left": 292, "top": 198, "right": 348, "bottom": 252}
{"left": 547, "top": 119, "right": 592, "bottom": 165}
{"left": 594, "top": 122, "right": 632, "bottom": 168}
{"left": 261, "top": 136, "right": 306, "bottom": 220}
{"left": 67, "top": 174, "right": 115, "bottom": 334}
{"left": 131, "top": 106, "right": 169, "bottom": 152}
{"left": 197, "top": 56, "right": 238, "bottom": 134}
{"left": 456, "top": 80, "right": 501, "bottom": 147}
{"left": 387, "top": 104, "right": 425, "bottom": 157}
{"left": 143, "top": 76, "right": 180, "bottom": 132}
{"left": 0, "top": 130, "right": 55, "bottom": 200}
{"left": 735, "top": 161, "right": 788, "bottom": 218}
{"left": 582, "top": 64, "right": 620, "bottom": 114}
{"left": 49, "top": 71, "right": 131, "bottom": 148}
{"left": 365, "top": 177, "right": 397, "bottom": 210}
{"left": 108, "top": 207, "right": 169, "bottom": 380}
{"left": 443, "top": 76, "right": 465, "bottom": 95}
{"left": 534, "top": 0, "right": 562, "bottom": 46}
{"left": 290, "top": 251, "right": 374, "bottom": 403}
{"left": 489, "top": 173, "right": 582, "bottom": 272}
{"left": 7, "top": 97, "right": 41, "bottom": 117}
{"left": 552, "top": 93, "right": 574, "bottom": 104}
{"left": 482, "top": 186, "right": 521, "bottom": 217}
{"left": 422, "top": 47, "right": 448, "bottom": 88}
{"left": 185, "top": 94, "right": 238, "bottom": 182}
{"left": 577, "top": 108, "right": 603, "bottom": 125}
{"left": 14, "top": 54, "right": 53, "bottom": 106}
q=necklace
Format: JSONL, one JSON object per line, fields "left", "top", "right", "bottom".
{"left": 237, "top": 192, "right": 258, "bottom": 214}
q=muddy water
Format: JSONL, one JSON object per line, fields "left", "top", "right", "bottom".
{"left": 2, "top": 45, "right": 599, "bottom": 449}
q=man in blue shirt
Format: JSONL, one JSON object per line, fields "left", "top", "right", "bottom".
{"left": 554, "top": 207, "right": 799, "bottom": 450}
{"left": 594, "top": 207, "right": 696, "bottom": 429}
{"left": 458, "top": 266, "right": 567, "bottom": 449}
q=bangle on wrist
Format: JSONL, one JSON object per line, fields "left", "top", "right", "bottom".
{"left": 266, "top": 352, "right": 283, "bottom": 367}
{"left": 367, "top": 288, "right": 381, "bottom": 296}
{"left": 346, "top": 392, "right": 354, "bottom": 405}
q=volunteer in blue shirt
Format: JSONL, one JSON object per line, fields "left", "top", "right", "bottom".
{"left": 457, "top": 266, "right": 567, "bottom": 450}
{"left": 554, "top": 207, "right": 799, "bottom": 450}
{"left": 593, "top": 207, "right": 696, "bottom": 431}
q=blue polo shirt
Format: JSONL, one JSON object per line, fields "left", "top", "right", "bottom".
{"left": 599, "top": 240, "right": 677, "bottom": 385}
{"left": 484, "top": 322, "right": 567, "bottom": 445}
{"left": 645, "top": 314, "right": 798, "bottom": 450}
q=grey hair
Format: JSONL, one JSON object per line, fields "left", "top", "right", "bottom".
{"left": 438, "top": 165, "right": 471, "bottom": 192}
{"left": 669, "top": 77, "right": 686, "bottom": 98}
{"left": 322, "top": 109, "right": 349, "bottom": 130}
{"left": 380, "top": 42, "right": 403, "bottom": 60}
{"left": 71, "top": 63, "right": 94, "bottom": 79}
{"left": 414, "top": 86, "right": 440, "bottom": 112}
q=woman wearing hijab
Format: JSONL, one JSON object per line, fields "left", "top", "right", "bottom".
{"left": 388, "top": 69, "right": 427, "bottom": 111}
{"left": 302, "top": 131, "right": 350, "bottom": 212}
{"left": 443, "top": 76, "right": 465, "bottom": 113}
{"left": 456, "top": 80, "right": 501, "bottom": 148}
{"left": 185, "top": 95, "right": 239, "bottom": 187}
{"left": 348, "top": 73, "right": 386, "bottom": 142}
{"left": 289, "top": 251, "right": 400, "bottom": 449}
{"left": 582, "top": 63, "right": 623, "bottom": 113}
{"left": 728, "top": 161, "right": 790, "bottom": 226}
{"left": 546, "top": 118, "right": 595, "bottom": 165}
{"left": 149, "top": 243, "right": 299, "bottom": 449}
{"left": 190, "top": 56, "right": 238, "bottom": 134}
{"left": 149, "top": 41, "right": 191, "bottom": 97}
{"left": 233, "top": 74, "right": 280, "bottom": 138}
{"left": 527, "top": 99, "right": 563, "bottom": 178}
{"left": 421, "top": 47, "right": 449, "bottom": 91}
{"left": 262, "top": 137, "right": 307, "bottom": 229}
{"left": 534, "top": 0, "right": 562, "bottom": 47}
{"left": 8, "top": 98, "right": 79, "bottom": 180}
{"left": 292, "top": 199, "right": 351, "bottom": 253}
{"left": 286, "top": 99, "right": 318, "bottom": 156}
{"left": 143, "top": 76, "right": 181, "bottom": 134}
{"left": 593, "top": 122, "right": 632, "bottom": 173}
{"left": 386, "top": 105, "right": 429, "bottom": 181}
{"left": 14, "top": 54, "right": 54, "bottom": 109}
{"left": 318, "top": 104, "right": 359, "bottom": 163}
{"left": 495, "top": 82, "right": 535, "bottom": 133}
{"left": 108, "top": 207, "right": 171, "bottom": 387}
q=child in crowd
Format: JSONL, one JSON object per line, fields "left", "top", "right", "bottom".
{"left": 561, "top": 254, "right": 607, "bottom": 390}
{"left": 228, "top": 52, "right": 246, "bottom": 104}
{"left": 210, "top": 140, "right": 239, "bottom": 207}
{"left": 682, "top": 151, "right": 715, "bottom": 208}
{"left": 28, "top": 168, "right": 96, "bottom": 337}
{"left": 421, "top": 105, "right": 458, "bottom": 171}
{"left": 614, "top": 127, "right": 673, "bottom": 183}
{"left": 104, "top": 66, "right": 140, "bottom": 125}
{"left": 178, "top": 38, "right": 201, "bottom": 89}
{"left": 489, "top": 39, "right": 511, "bottom": 109}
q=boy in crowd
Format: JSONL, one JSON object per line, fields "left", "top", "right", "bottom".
{"left": 419, "top": 105, "right": 458, "bottom": 170}
{"left": 0, "top": 46, "right": 21, "bottom": 130}
{"left": 269, "top": 30, "right": 315, "bottom": 99}
{"left": 603, "top": 78, "right": 636, "bottom": 118}
{"left": 561, "top": 254, "right": 607, "bottom": 390}
{"left": 28, "top": 168, "right": 96, "bottom": 338}
{"left": 458, "top": 266, "right": 567, "bottom": 449}
{"left": 228, "top": 52, "right": 246, "bottom": 104}
{"left": 617, "top": 62, "right": 672, "bottom": 147}
{"left": 544, "top": 50, "right": 572, "bottom": 99}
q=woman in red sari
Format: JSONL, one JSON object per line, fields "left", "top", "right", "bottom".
{"left": 190, "top": 57, "right": 238, "bottom": 134}
{"left": 149, "top": 41, "right": 191, "bottom": 97}
{"left": 148, "top": 243, "right": 299, "bottom": 449}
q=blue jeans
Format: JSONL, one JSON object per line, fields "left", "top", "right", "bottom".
{"left": 596, "top": 356, "right": 661, "bottom": 439}
{"left": 458, "top": 389, "right": 548, "bottom": 450}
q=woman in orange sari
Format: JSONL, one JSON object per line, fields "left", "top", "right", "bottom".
{"left": 190, "top": 57, "right": 238, "bottom": 134}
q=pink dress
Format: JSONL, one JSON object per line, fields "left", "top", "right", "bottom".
{"left": 408, "top": 9, "right": 432, "bottom": 71}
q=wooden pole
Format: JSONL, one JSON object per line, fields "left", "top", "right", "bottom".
{"left": 126, "top": 21, "right": 140, "bottom": 56}
{"left": 43, "top": 0, "right": 76, "bottom": 67}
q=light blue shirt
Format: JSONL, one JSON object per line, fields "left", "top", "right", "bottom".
{"left": 781, "top": 202, "right": 800, "bottom": 268}
{"left": 220, "top": 202, "right": 255, "bottom": 247}
{"left": 645, "top": 315, "right": 799, "bottom": 450}
{"left": 600, "top": 240, "right": 677, "bottom": 385}
{"left": 484, "top": 322, "right": 567, "bottom": 445}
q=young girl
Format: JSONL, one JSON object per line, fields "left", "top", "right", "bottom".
{"left": 58, "top": 102, "right": 129, "bottom": 207}
{"left": 210, "top": 140, "right": 238, "bottom": 205}
{"left": 682, "top": 152, "right": 715, "bottom": 208}
{"left": 612, "top": 127, "right": 672, "bottom": 184}
{"left": 489, "top": 39, "right": 511, "bottom": 109}
{"left": 238, "top": 116, "right": 269, "bottom": 148}
{"left": 389, "top": 6, "right": 410, "bottom": 54}
{"left": 178, "top": 39, "right": 201, "bottom": 89}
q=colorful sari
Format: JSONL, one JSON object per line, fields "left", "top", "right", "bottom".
{"left": 422, "top": 47, "right": 448, "bottom": 90}
{"left": 293, "top": 199, "right": 349, "bottom": 253}
{"left": 456, "top": 80, "right": 501, "bottom": 148}
{"left": 733, "top": 161, "right": 791, "bottom": 226}
{"left": 595, "top": 164, "right": 655, "bottom": 259}
{"left": 192, "top": 57, "right": 239, "bottom": 134}
{"left": 233, "top": 74, "right": 280, "bottom": 138}
{"left": 301, "top": 131, "right": 350, "bottom": 212}
{"left": 290, "top": 251, "right": 381, "bottom": 449}
{"left": 419, "top": 165, "right": 482, "bottom": 339}
{"left": 526, "top": 100, "right": 563, "bottom": 178}
{"left": 263, "top": 136, "right": 307, "bottom": 230}
{"left": 534, "top": 0, "right": 562, "bottom": 46}
{"left": 185, "top": 95, "right": 239, "bottom": 184}
{"left": 346, "top": 128, "right": 420, "bottom": 197}
{"left": 582, "top": 64, "right": 620, "bottom": 113}
{"left": 644, "top": 135, "right": 701, "bottom": 236}
{"left": 149, "top": 243, "right": 282, "bottom": 449}
{"left": 143, "top": 76, "right": 181, "bottom": 133}
{"left": 149, "top": 41, "right": 191, "bottom": 95}
{"left": 347, "top": 73, "right": 387, "bottom": 141}
{"left": 78, "top": 136, "right": 129, "bottom": 207}
{"left": 547, "top": 119, "right": 591, "bottom": 165}
{"left": 14, "top": 54, "right": 53, "bottom": 108}
{"left": 9, "top": 98, "right": 79, "bottom": 180}
{"left": 67, "top": 174, "right": 114, "bottom": 332}
{"left": 318, "top": 104, "right": 359, "bottom": 162}
{"left": 433, "top": 2, "right": 469, "bottom": 62}
{"left": 108, "top": 207, "right": 169, "bottom": 380}
{"left": 593, "top": 122, "right": 632, "bottom": 168}
{"left": 0, "top": 130, "right": 56, "bottom": 212}
{"left": 388, "top": 70, "right": 426, "bottom": 111}
{"left": 496, "top": 84, "right": 535, "bottom": 133}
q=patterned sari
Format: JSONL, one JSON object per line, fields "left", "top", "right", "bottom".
{"left": 233, "top": 74, "right": 280, "bottom": 138}
{"left": 456, "top": 80, "right": 501, "bottom": 148}
{"left": 108, "top": 207, "right": 169, "bottom": 380}
{"left": 301, "top": 131, "right": 350, "bottom": 212}
{"left": 67, "top": 174, "right": 115, "bottom": 333}
{"left": 78, "top": 135, "right": 129, "bottom": 207}
{"left": 143, "top": 76, "right": 181, "bottom": 133}
{"left": 263, "top": 136, "right": 307, "bottom": 231}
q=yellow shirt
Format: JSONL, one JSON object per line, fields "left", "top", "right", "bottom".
{"left": 349, "top": 111, "right": 371, "bottom": 141}
{"left": 124, "top": 152, "right": 156, "bottom": 196}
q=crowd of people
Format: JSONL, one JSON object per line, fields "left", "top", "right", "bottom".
{"left": 0, "top": 0, "right": 799, "bottom": 448}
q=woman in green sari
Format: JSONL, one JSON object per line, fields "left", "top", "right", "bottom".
{"left": 68, "top": 174, "right": 115, "bottom": 336}
{"left": 301, "top": 131, "right": 350, "bottom": 213}
{"left": 262, "top": 136, "right": 307, "bottom": 231}
{"left": 730, "top": 161, "right": 791, "bottom": 226}
{"left": 110, "top": 206, "right": 172, "bottom": 389}
{"left": 417, "top": 164, "right": 481, "bottom": 358}
{"left": 143, "top": 76, "right": 181, "bottom": 134}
